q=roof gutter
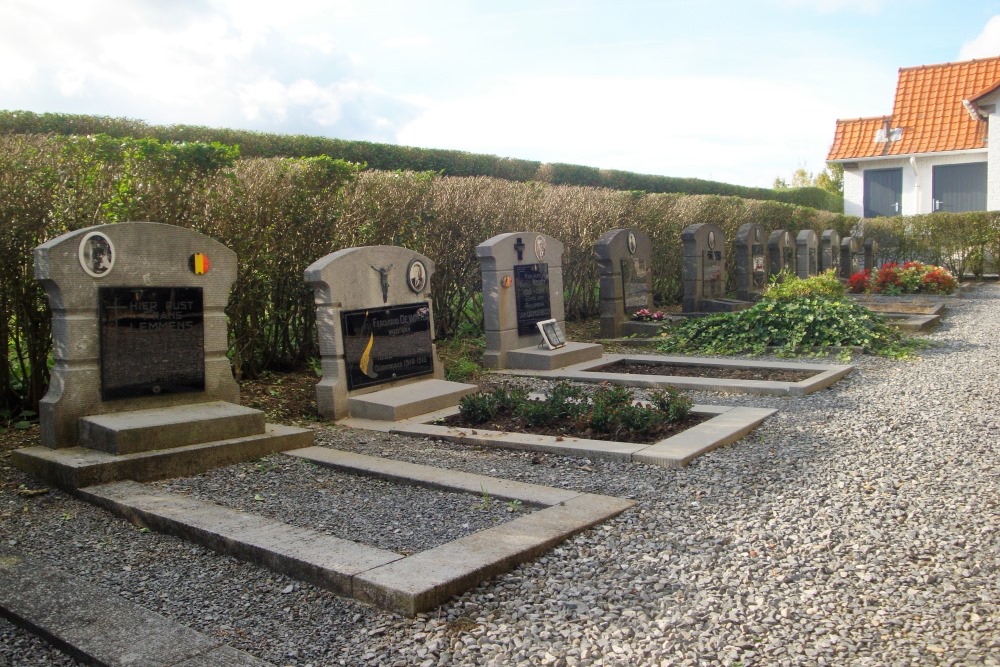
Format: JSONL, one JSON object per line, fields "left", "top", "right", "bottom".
{"left": 829, "top": 147, "right": 988, "bottom": 165}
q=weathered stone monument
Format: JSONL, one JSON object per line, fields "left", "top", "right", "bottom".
{"left": 734, "top": 223, "right": 767, "bottom": 302}
{"left": 821, "top": 230, "right": 841, "bottom": 273}
{"left": 796, "top": 230, "right": 819, "bottom": 279}
{"left": 682, "top": 223, "right": 749, "bottom": 313}
{"left": 14, "top": 222, "right": 312, "bottom": 488}
{"left": 477, "top": 232, "right": 602, "bottom": 370}
{"left": 595, "top": 228, "right": 654, "bottom": 338}
{"left": 840, "top": 236, "right": 862, "bottom": 279}
{"left": 306, "top": 245, "right": 476, "bottom": 420}
{"left": 768, "top": 229, "right": 795, "bottom": 278}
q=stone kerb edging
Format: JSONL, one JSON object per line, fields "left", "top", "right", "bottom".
{"left": 34, "top": 222, "right": 239, "bottom": 448}
{"left": 304, "top": 245, "right": 442, "bottom": 420}
{"left": 344, "top": 403, "right": 776, "bottom": 469}
{"left": 78, "top": 448, "right": 635, "bottom": 616}
{"left": 497, "top": 354, "right": 854, "bottom": 397}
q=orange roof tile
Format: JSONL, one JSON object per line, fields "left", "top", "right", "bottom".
{"left": 828, "top": 56, "right": 1000, "bottom": 161}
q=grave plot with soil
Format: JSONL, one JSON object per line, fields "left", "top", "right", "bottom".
{"left": 496, "top": 353, "right": 854, "bottom": 396}
{"left": 363, "top": 382, "right": 777, "bottom": 469}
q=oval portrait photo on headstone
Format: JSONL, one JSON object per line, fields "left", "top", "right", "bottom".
{"left": 78, "top": 231, "right": 115, "bottom": 278}
{"left": 627, "top": 231, "right": 637, "bottom": 255}
{"left": 534, "top": 235, "right": 547, "bottom": 260}
{"left": 407, "top": 258, "right": 427, "bottom": 293}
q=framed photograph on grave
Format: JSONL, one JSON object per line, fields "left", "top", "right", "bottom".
{"left": 79, "top": 231, "right": 115, "bottom": 278}
{"left": 406, "top": 258, "right": 427, "bottom": 293}
{"left": 536, "top": 318, "right": 566, "bottom": 350}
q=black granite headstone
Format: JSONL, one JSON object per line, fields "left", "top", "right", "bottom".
{"left": 514, "top": 264, "right": 552, "bottom": 336}
{"left": 98, "top": 287, "right": 205, "bottom": 401}
{"left": 341, "top": 302, "right": 434, "bottom": 390}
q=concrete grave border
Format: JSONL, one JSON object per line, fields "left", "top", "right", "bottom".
{"left": 342, "top": 403, "right": 776, "bottom": 469}
{"left": 75, "top": 448, "right": 634, "bottom": 617}
{"left": 495, "top": 353, "right": 854, "bottom": 396}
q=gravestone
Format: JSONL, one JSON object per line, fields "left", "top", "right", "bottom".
{"left": 594, "top": 228, "right": 654, "bottom": 338}
{"left": 796, "top": 230, "right": 819, "bottom": 279}
{"left": 681, "top": 223, "right": 748, "bottom": 313}
{"left": 864, "top": 238, "right": 880, "bottom": 272}
{"left": 306, "top": 245, "right": 476, "bottom": 420}
{"left": 477, "top": 232, "right": 602, "bottom": 370}
{"left": 734, "top": 223, "right": 767, "bottom": 302}
{"left": 16, "top": 222, "right": 313, "bottom": 488}
{"left": 840, "top": 236, "right": 863, "bottom": 279}
{"left": 767, "top": 230, "right": 795, "bottom": 279}
{"left": 33, "top": 223, "right": 240, "bottom": 447}
{"left": 820, "top": 230, "right": 841, "bottom": 274}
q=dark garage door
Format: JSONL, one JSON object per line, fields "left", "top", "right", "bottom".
{"left": 932, "top": 162, "right": 987, "bottom": 213}
{"left": 863, "top": 168, "right": 903, "bottom": 218}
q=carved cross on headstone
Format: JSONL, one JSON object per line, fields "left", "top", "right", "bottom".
{"left": 514, "top": 237, "right": 525, "bottom": 261}
{"left": 370, "top": 264, "right": 393, "bottom": 303}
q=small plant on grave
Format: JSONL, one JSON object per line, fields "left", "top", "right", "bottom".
{"left": 457, "top": 391, "right": 498, "bottom": 424}
{"left": 649, "top": 387, "right": 693, "bottom": 422}
{"left": 457, "top": 381, "right": 692, "bottom": 438}
{"left": 657, "top": 272, "right": 925, "bottom": 359}
{"left": 475, "top": 485, "right": 492, "bottom": 511}
{"left": 631, "top": 308, "right": 666, "bottom": 322}
{"left": 506, "top": 499, "right": 523, "bottom": 513}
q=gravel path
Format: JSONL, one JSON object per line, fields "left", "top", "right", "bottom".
{"left": 2, "top": 285, "right": 999, "bottom": 666}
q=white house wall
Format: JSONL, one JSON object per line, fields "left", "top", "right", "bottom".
{"left": 842, "top": 151, "right": 989, "bottom": 217}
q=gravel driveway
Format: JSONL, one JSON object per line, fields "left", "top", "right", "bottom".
{"left": 2, "top": 285, "right": 998, "bottom": 666}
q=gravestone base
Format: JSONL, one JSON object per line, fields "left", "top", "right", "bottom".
{"left": 348, "top": 379, "right": 478, "bottom": 421}
{"left": 14, "top": 402, "right": 313, "bottom": 490}
{"left": 504, "top": 342, "right": 603, "bottom": 371}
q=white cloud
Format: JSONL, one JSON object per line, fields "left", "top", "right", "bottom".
{"left": 397, "top": 75, "right": 839, "bottom": 187}
{"left": 961, "top": 15, "right": 1000, "bottom": 60}
{"left": 0, "top": 0, "right": 418, "bottom": 138}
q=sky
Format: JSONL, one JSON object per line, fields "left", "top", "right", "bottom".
{"left": 3, "top": 1, "right": 1000, "bottom": 188}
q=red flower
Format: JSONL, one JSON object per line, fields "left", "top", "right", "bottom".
{"left": 848, "top": 269, "right": 871, "bottom": 293}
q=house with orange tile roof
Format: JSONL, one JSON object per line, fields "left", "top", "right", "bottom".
{"left": 828, "top": 56, "right": 1000, "bottom": 218}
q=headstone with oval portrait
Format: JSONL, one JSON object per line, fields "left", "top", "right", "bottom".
{"left": 767, "top": 229, "right": 795, "bottom": 280}
{"left": 796, "top": 229, "right": 819, "bottom": 279}
{"left": 305, "top": 245, "right": 473, "bottom": 420}
{"left": 682, "top": 223, "right": 728, "bottom": 312}
{"left": 840, "top": 235, "right": 863, "bottom": 279}
{"left": 477, "top": 232, "right": 602, "bottom": 370}
{"left": 821, "top": 230, "right": 841, "bottom": 274}
{"left": 31, "top": 222, "right": 243, "bottom": 448}
{"left": 594, "top": 228, "right": 654, "bottom": 338}
{"left": 734, "top": 223, "right": 767, "bottom": 302}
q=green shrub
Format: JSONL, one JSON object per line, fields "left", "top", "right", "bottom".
{"left": 762, "top": 270, "right": 846, "bottom": 301}
{"left": 649, "top": 387, "right": 693, "bottom": 422}
{"left": 0, "top": 110, "right": 843, "bottom": 213}
{"left": 457, "top": 392, "right": 497, "bottom": 424}
{"left": 457, "top": 381, "right": 691, "bottom": 439}
{"left": 658, "top": 295, "right": 923, "bottom": 359}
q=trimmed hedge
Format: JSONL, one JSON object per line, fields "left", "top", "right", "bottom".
{"left": 859, "top": 211, "right": 1000, "bottom": 279}
{"left": 0, "top": 110, "right": 842, "bottom": 212}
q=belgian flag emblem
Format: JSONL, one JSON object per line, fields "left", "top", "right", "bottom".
{"left": 189, "top": 253, "right": 210, "bottom": 275}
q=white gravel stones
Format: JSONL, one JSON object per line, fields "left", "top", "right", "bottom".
{"left": 2, "top": 285, "right": 1000, "bottom": 665}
